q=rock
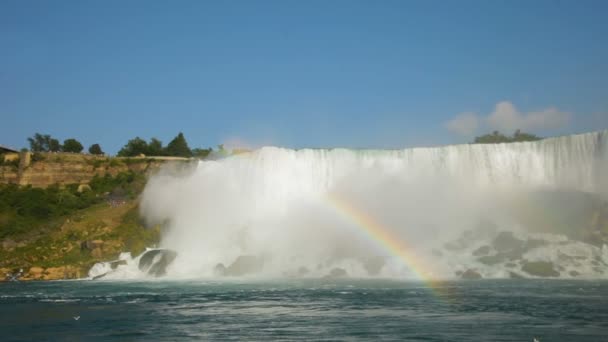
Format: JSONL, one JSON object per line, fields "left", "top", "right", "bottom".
{"left": 508, "top": 271, "right": 524, "bottom": 279}
{"left": 81, "top": 240, "right": 104, "bottom": 251}
{"left": 493, "top": 231, "right": 524, "bottom": 252}
{"left": 461, "top": 269, "right": 482, "bottom": 279}
{"left": 225, "top": 255, "right": 263, "bottom": 276}
{"left": 524, "top": 239, "right": 547, "bottom": 251}
{"left": 569, "top": 270, "right": 580, "bottom": 277}
{"left": 362, "top": 256, "right": 385, "bottom": 276}
{"left": 27, "top": 267, "right": 44, "bottom": 279}
{"left": 505, "top": 262, "right": 517, "bottom": 268}
{"left": 110, "top": 259, "right": 127, "bottom": 269}
{"left": 138, "top": 249, "right": 178, "bottom": 277}
{"left": 214, "top": 263, "right": 226, "bottom": 276}
{"left": 325, "top": 267, "right": 348, "bottom": 279}
{"left": 77, "top": 184, "right": 91, "bottom": 193}
{"left": 477, "top": 254, "right": 505, "bottom": 266}
{"left": 472, "top": 245, "right": 491, "bottom": 257}
{"left": 91, "top": 248, "right": 103, "bottom": 258}
{"left": 1, "top": 239, "right": 17, "bottom": 250}
{"left": 297, "top": 266, "right": 309, "bottom": 276}
{"left": 521, "top": 261, "right": 560, "bottom": 277}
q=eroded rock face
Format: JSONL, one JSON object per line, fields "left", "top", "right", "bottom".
{"left": 493, "top": 232, "right": 524, "bottom": 253}
{"left": 138, "top": 249, "right": 177, "bottom": 277}
{"left": 224, "top": 256, "right": 264, "bottom": 276}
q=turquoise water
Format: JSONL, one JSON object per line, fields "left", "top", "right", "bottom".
{"left": 1, "top": 279, "right": 607, "bottom": 341}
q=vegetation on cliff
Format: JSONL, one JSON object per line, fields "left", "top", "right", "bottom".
{"left": 473, "top": 130, "right": 542, "bottom": 144}
{"left": 0, "top": 170, "right": 161, "bottom": 279}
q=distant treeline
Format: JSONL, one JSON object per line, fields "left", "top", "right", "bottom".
{"left": 472, "top": 130, "right": 542, "bottom": 144}
{"left": 24, "top": 132, "right": 216, "bottom": 158}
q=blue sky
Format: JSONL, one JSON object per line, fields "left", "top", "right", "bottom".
{"left": 1, "top": 0, "right": 607, "bottom": 153}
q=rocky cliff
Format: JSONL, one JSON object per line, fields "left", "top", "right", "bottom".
{"left": 0, "top": 152, "right": 186, "bottom": 188}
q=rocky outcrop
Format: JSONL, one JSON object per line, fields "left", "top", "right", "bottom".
{"left": 224, "top": 255, "right": 264, "bottom": 276}
{"left": 460, "top": 269, "right": 482, "bottom": 279}
{"left": 521, "top": 261, "right": 560, "bottom": 277}
{"left": 0, "top": 152, "right": 168, "bottom": 188}
{"left": 138, "top": 249, "right": 177, "bottom": 277}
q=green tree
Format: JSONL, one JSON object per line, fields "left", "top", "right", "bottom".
{"left": 88, "top": 143, "right": 104, "bottom": 155}
{"left": 147, "top": 138, "right": 164, "bottom": 156}
{"left": 473, "top": 130, "right": 542, "bottom": 144}
{"left": 165, "top": 132, "right": 192, "bottom": 157}
{"left": 62, "top": 138, "right": 84, "bottom": 153}
{"left": 27, "top": 133, "right": 62, "bottom": 152}
{"left": 192, "top": 147, "right": 212, "bottom": 159}
{"left": 117, "top": 137, "right": 149, "bottom": 157}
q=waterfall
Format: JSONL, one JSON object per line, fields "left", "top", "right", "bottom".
{"left": 103, "top": 130, "right": 608, "bottom": 280}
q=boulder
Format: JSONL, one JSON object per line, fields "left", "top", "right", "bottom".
{"left": 110, "top": 259, "right": 127, "bottom": 270}
{"left": 493, "top": 231, "right": 524, "bottom": 252}
{"left": 297, "top": 266, "right": 310, "bottom": 276}
{"left": 325, "top": 267, "right": 348, "bottom": 279}
{"left": 138, "top": 249, "right": 177, "bottom": 277}
{"left": 362, "top": 256, "right": 385, "bottom": 276}
{"left": 472, "top": 245, "right": 491, "bottom": 257}
{"left": 461, "top": 269, "right": 482, "bottom": 279}
{"left": 508, "top": 271, "right": 524, "bottom": 279}
{"left": 521, "top": 261, "right": 560, "bottom": 277}
{"left": 569, "top": 270, "right": 580, "bottom": 277}
{"left": 225, "top": 255, "right": 263, "bottom": 276}
{"left": 477, "top": 254, "right": 505, "bottom": 266}
{"left": 91, "top": 248, "right": 103, "bottom": 258}
{"left": 29, "top": 267, "right": 44, "bottom": 275}
{"left": 214, "top": 263, "right": 227, "bottom": 276}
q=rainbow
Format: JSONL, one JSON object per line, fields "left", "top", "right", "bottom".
{"left": 326, "top": 192, "right": 451, "bottom": 294}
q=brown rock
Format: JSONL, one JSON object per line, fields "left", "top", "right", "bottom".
{"left": 91, "top": 247, "right": 103, "bottom": 258}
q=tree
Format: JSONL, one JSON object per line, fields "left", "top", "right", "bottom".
{"left": 192, "top": 147, "right": 212, "bottom": 159}
{"left": 165, "top": 132, "right": 192, "bottom": 157}
{"left": 27, "top": 133, "right": 61, "bottom": 152}
{"left": 473, "top": 130, "right": 542, "bottom": 144}
{"left": 88, "top": 143, "right": 104, "bottom": 155}
{"left": 147, "top": 138, "right": 164, "bottom": 156}
{"left": 117, "top": 137, "right": 148, "bottom": 157}
{"left": 62, "top": 138, "right": 84, "bottom": 153}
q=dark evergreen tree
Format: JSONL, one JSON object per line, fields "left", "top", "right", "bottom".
{"left": 165, "top": 132, "right": 192, "bottom": 157}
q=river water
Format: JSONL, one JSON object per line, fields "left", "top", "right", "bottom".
{"left": 1, "top": 279, "right": 607, "bottom": 341}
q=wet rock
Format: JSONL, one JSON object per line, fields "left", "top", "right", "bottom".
{"left": 325, "top": 267, "right": 348, "bottom": 279}
{"left": 524, "top": 239, "right": 547, "bottom": 251}
{"left": 493, "top": 232, "right": 524, "bottom": 253}
{"left": 138, "top": 249, "right": 177, "bottom": 277}
{"left": 505, "top": 262, "right": 517, "bottom": 268}
{"left": 521, "top": 261, "right": 559, "bottom": 277}
{"left": 508, "top": 271, "right": 524, "bottom": 279}
{"left": 472, "top": 245, "right": 491, "bottom": 257}
{"left": 461, "top": 269, "right": 482, "bottom": 279}
{"left": 362, "top": 256, "right": 385, "bottom": 276}
{"left": 569, "top": 270, "right": 580, "bottom": 277}
{"left": 214, "top": 263, "right": 226, "bottom": 276}
{"left": 110, "top": 260, "right": 127, "bottom": 270}
{"left": 477, "top": 254, "right": 505, "bottom": 266}
{"left": 225, "top": 255, "right": 263, "bottom": 276}
{"left": 298, "top": 267, "right": 310, "bottom": 276}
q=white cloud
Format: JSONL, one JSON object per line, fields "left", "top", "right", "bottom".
{"left": 444, "top": 112, "right": 479, "bottom": 136}
{"left": 486, "top": 101, "right": 570, "bottom": 132}
{"left": 445, "top": 101, "right": 571, "bottom": 136}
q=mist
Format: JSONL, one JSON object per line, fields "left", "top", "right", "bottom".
{"left": 139, "top": 130, "right": 608, "bottom": 279}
